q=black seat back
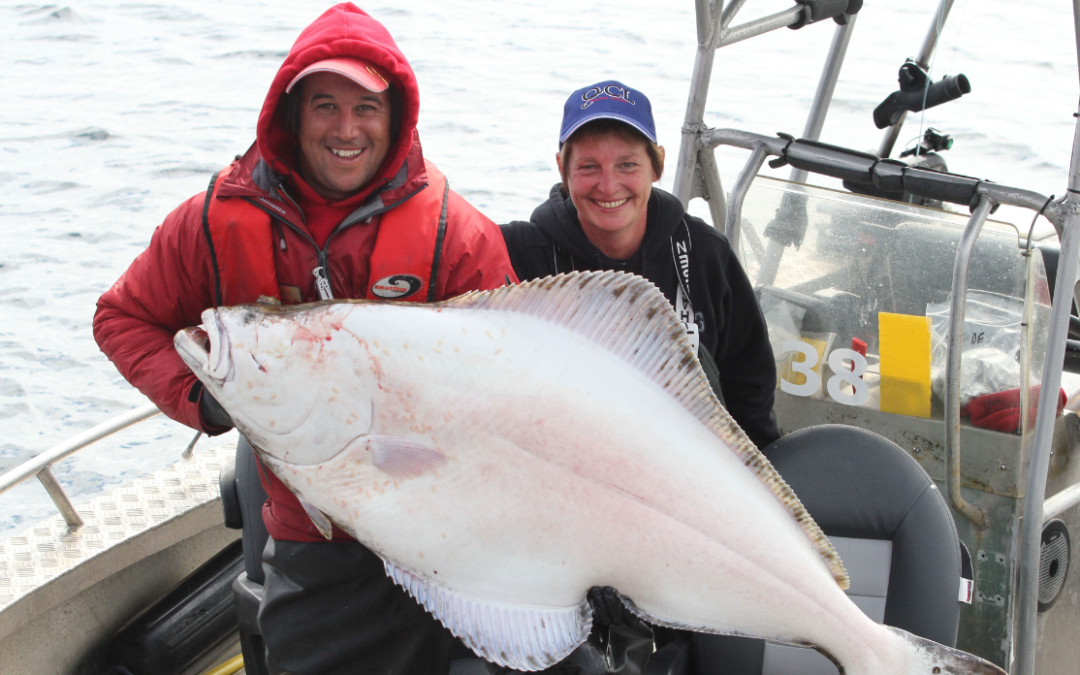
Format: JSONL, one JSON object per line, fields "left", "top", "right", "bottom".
{"left": 219, "top": 436, "right": 271, "bottom": 675}
{"left": 233, "top": 436, "right": 270, "bottom": 584}
{"left": 694, "top": 424, "right": 962, "bottom": 674}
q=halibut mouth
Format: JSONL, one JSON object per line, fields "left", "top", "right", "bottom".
{"left": 175, "top": 310, "right": 232, "bottom": 382}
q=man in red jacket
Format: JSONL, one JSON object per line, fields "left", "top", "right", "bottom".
{"left": 94, "top": 4, "right": 517, "bottom": 673}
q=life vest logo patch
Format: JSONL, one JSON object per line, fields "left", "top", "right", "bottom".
{"left": 371, "top": 274, "right": 423, "bottom": 300}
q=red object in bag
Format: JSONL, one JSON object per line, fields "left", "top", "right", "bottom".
{"left": 961, "top": 386, "right": 1067, "bottom": 433}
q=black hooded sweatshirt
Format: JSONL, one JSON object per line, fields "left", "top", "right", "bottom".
{"left": 501, "top": 186, "right": 780, "bottom": 448}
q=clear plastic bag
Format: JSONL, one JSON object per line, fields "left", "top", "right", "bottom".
{"left": 927, "top": 291, "right": 1024, "bottom": 403}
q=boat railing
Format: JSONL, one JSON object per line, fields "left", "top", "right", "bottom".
{"left": 0, "top": 403, "right": 161, "bottom": 529}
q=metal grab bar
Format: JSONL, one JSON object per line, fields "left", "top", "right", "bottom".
{"left": 942, "top": 195, "right": 993, "bottom": 528}
{"left": 1044, "top": 480, "right": 1080, "bottom": 523}
{"left": 699, "top": 128, "right": 1064, "bottom": 227}
{"left": 0, "top": 403, "right": 161, "bottom": 528}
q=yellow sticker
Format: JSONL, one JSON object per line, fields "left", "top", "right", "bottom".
{"left": 878, "top": 312, "right": 932, "bottom": 418}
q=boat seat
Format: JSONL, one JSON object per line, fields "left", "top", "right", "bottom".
{"left": 693, "top": 424, "right": 963, "bottom": 675}
{"left": 220, "top": 435, "right": 271, "bottom": 675}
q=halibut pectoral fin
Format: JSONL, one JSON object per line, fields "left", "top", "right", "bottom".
{"left": 368, "top": 435, "right": 449, "bottom": 479}
{"left": 385, "top": 561, "right": 592, "bottom": 671}
{"left": 298, "top": 497, "right": 334, "bottom": 540}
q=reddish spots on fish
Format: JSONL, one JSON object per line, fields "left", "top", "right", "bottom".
{"left": 444, "top": 411, "right": 454, "bottom": 422}
{"left": 269, "top": 420, "right": 275, "bottom": 427}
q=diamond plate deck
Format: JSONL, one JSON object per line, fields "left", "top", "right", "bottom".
{"left": 0, "top": 442, "right": 236, "bottom": 639}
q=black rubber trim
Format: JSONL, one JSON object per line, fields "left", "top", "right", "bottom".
{"left": 426, "top": 179, "right": 451, "bottom": 302}
{"left": 200, "top": 171, "right": 223, "bottom": 307}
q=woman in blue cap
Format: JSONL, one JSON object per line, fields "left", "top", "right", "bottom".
{"left": 501, "top": 80, "right": 781, "bottom": 673}
{"left": 502, "top": 80, "right": 780, "bottom": 449}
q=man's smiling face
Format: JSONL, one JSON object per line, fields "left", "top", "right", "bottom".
{"left": 296, "top": 71, "right": 393, "bottom": 201}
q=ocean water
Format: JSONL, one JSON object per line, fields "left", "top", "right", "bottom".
{"left": 1, "top": 0, "right": 1077, "bottom": 534}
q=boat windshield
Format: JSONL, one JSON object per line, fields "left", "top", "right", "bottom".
{"left": 739, "top": 176, "right": 1051, "bottom": 433}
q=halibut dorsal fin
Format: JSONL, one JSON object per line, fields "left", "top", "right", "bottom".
{"left": 385, "top": 561, "right": 592, "bottom": 670}
{"left": 445, "top": 271, "right": 849, "bottom": 590}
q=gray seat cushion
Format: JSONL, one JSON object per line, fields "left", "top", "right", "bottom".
{"left": 694, "top": 424, "right": 962, "bottom": 674}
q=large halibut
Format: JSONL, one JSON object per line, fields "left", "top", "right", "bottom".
{"left": 175, "top": 271, "right": 1004, "bottom": 674}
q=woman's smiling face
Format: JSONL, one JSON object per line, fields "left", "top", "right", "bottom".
{"left": 558, "top": 131, "right": 660, "bottom": 260}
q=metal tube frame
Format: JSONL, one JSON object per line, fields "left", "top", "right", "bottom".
{"left": 673, "top": 1, "right": 852, "bottom": 210}
{"left": 877, "top": 0, "right": 956, "bottom": 158}
{"left": 718, "top": 6, "right": 804, "bottom": 48}
{"left": 760, "top": 16, "right": 859, "bottom": 278}
{"left": 1013, "top": 0, "right": 1080, "bottom": 660}
{"left": 0, "top": 402, "right": 161, "bottom": 527}
{"left": 724, "top": 143, "right": 769, "bottom": 258}
{"left": 698, "top": 146, "right": 729, "bottom": 238}
{"left": 942, "top": 195, "right": 994, "bottom": 529}
{"left": 673, "top": 0, "right": 724, "bottom": 207}
{"left": 789, "top": 16, "right": 859, "bottom": 185}
{"left": 1043, "top": 480, "right": 1080, "bottom": 522}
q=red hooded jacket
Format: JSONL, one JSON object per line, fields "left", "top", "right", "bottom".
{"left": 94, "top": 3, "right": 517, "bottom": 542}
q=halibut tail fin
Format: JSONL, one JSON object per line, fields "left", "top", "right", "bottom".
{"left": 886, "top": 626, "right": 1006, "bottom": 675}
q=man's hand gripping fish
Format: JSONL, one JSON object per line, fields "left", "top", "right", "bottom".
{"left": 175, "top": 271, "right": 1005, "bottom": 674}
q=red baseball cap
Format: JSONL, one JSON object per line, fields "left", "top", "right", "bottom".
{"left": 286, "top": 57, "right": 391, "bottom": 94}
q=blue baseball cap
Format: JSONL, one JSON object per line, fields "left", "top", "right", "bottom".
{"left": 559, "top": 80, "right": 656, "bottom": 145}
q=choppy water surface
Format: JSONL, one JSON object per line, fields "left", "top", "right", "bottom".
{"left": 1, "top": 0, "right": 1077, "bottom": 533}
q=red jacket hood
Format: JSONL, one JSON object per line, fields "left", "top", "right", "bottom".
{"left": 255, "top": 3, "right": 421, "bottom": 203}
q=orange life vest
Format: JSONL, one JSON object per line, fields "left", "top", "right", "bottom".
{"left": 201, "top": 159, "right": 449, "bottom": 306}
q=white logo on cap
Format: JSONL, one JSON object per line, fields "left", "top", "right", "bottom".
{"left": 581, "top": 84, "right": 636, "bottom": 109}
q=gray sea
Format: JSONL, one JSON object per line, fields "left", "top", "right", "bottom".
{"left": 1, "top": 0, "right": 1077, "bottom": 534}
